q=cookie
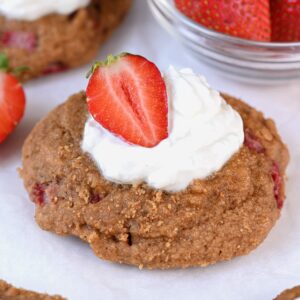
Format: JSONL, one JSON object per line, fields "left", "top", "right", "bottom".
{"left": 0, "top": 0, "right": 132, "bottom": 81}
{"left": 20, "top": 92, "right": 289, "bottom": 269}
{"left": 0, "top": 280, "right": 65, "bottom": 300}
{"left": 275, "top": 286, "right": 300, "bottom": 300}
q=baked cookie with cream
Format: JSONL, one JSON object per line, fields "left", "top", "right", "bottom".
{"left": 20, "top": 54, "right": 289, "bottom": 269}
{"left": 0, "top": 0, "right": 132, "bottom": 81}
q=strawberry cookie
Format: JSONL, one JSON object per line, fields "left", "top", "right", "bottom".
{"left": 275, "top": 285, "right": 300, "bottom": 300}
{"left": 0, "top": 280, "right": 65, "bottom": 300}
{"left": 0, "top": 0, "right": 132, "bottom": 81}
{"left": 20, "top": 54, "right": 289, "bottom": 269}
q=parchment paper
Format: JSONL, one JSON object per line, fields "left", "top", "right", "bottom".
{"left": 1, "top": 1, "right": 299, "bottom": 299}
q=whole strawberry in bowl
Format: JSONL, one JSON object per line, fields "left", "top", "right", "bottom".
{"left": 0, "top": 53, "right": 26, "bottom": 143}
{"left": 148, "top": 0, "right": 300, "bottom": 83}
{"left": 271, "top": 0, "right": 300, "bottom": 42}
{"left": 174, "top": 0, "right": 272, "bottom": 42}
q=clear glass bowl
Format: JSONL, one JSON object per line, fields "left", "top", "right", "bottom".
{"left": 148, "top": 0, "right": 300, "bottom": 84}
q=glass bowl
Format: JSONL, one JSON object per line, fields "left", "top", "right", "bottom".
{"left": 148, "top": 0, "right": 300, "bottom": 84}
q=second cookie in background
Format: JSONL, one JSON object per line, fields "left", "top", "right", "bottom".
{"left": 0, "top": 0, "right": 132, "bottom": 81}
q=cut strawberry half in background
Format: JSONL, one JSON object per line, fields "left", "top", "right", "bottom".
{"left": 271, "top": 0, "right": 300, "bottom": 42}
{"left": 86, "top": 53, "right": 168, "bottom": 148}
{"left": 174, "top": 0, "right": 271, "bottom": 41}
{"left": 0, "top": 54, "right": 26, "bottom": 143}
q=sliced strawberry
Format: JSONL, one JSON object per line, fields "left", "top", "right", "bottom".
{"left": 174, "top": 0, "right": 271, "bottom": 41}
{"left": 0, "top": 54, "right": 26, "bottom": 143}
{"left": 271, "top": 0, "right": 300, "bottom": 42}
{"left": 0, "top": 31, "right": 37, "bottom": 51}
{"left": 0, "top": 72, "right": 26, "bottom": 143}
{"left": 86, "top": 54, "right": 168, "bottom": 148}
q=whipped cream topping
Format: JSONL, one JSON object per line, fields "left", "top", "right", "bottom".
{"left": 82, "top": 67, "right": 244, "bottom": 192}
{"left": 0, "top": 0, "right": 90, "bottom": 21}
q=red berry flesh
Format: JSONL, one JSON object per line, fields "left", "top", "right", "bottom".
{"left": 0, "top": 72, "right": 26, "bottom": 143}
{"left": 272, "top": 162, "right": 283, "bottom": 209}
{"left": 32, "top": 183, "right": 46, "bottom": 206}
{"left": 86, "top": 54, "right": 168, "bottom": 148}
{"left": 244, "top": 130, "right": 265, "bottom": 153}
{"left": 1, "top": 31, "right": 37, "bottom": 51}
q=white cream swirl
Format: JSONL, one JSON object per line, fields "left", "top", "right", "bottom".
{"left": 82, "top": 66, "right": 244, "bottom": 192}
{"left": 0, "top": 0, "right": 90, "bottom": 21}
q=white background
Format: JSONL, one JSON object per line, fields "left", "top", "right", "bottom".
{"left": 1, "top": 1, "right": 300, "bottom": 299}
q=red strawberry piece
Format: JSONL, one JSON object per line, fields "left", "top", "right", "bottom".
{"left": 43, "top": 62, "right": 68, "bottom": 75}
{"left": 0, "top": 57, "right": 26, "bottom": 143}
{"left": 244, "top": 130, "right": 284, "bottom": 208}
{"left": 174, "top": 0, "right": 271, "bottom": 41}
{"left": 86, "top": 53, "right": 168, "bottom": 148}
{"left": 0, "top": 31, "right": 37, "bottom": 51}
{"left": 244, "top": 130, "right": 265, "bottom": 153}
{"left": 271, "top": 0, "right": 300, "bottom": 42}
{"left": 272, "top": 162, "right": 283, "bottom": 209}
{"left": 89, "top": 192, "right": 104, "bottom": 204}
{"left": 32, "top": 183, "right": 46, "bottom": 206}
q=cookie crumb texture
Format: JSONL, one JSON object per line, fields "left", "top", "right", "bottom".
{"left": 275, "top": 285, "right": 300, "bottom": 300}
{"left": 0, "top": 280, "right": 66, "bottom": 300}
{"left": 0, "top": 0, "right": 132, "bottom": 81}
{"left": 21, "top": 92, "right": 289, "bottom": 269}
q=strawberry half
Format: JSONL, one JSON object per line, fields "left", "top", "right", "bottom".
{"left": 174, "top": 0, "right": 271, "bottom": 42}
{"left": 86, "top": 54, "right": 168, "bottom": 148}
{"left": 271, "top": 0, "right": 300, "bottom": 42}
{"left": 0, "top": 54, "right": 26, "bottom": 143}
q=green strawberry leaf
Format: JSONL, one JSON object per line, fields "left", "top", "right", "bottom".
{"left": 0, "top": 53, "right": 29, "bottom": 75}
{"left": 86, "top": 53, "right": 128, "bottom": 78}
{"left": 13, "top": 66, "right": 30, "bottom": 75}
{"left": 0, "top": 53, "right": 9, "bottom": 71}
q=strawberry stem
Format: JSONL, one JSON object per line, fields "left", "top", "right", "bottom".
{"left": 0, "top": 53, "right": 9, "bottom": 72}
{"left": 13, "top": 66, "right": 30, "bottom": 75}
{"left": 86, "top": 52, "right": 128, "bottom": 78}
{"left": 0, "top": 52, "right": 29, "bottom": 75}
{"left": 105, "top": 54, "right": 120, "bottom": 66}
